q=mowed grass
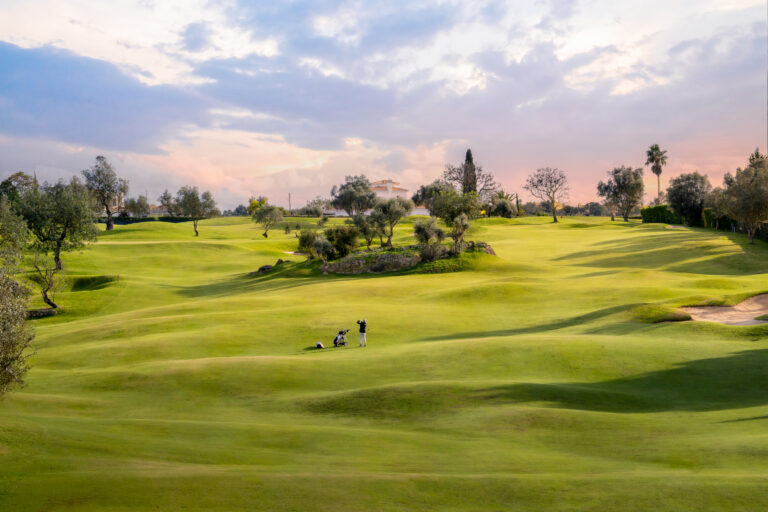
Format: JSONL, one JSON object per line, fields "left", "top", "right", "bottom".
{"left": 3, "top": 216, "right": 768, "bottom": 511}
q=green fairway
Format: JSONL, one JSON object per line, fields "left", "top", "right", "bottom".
{"left": 3, "top": 215, "right": 768, "bottom": 511}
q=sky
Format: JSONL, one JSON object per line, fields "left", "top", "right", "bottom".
{"left": 0, "top": 0, "right": 765, "bottom": 209}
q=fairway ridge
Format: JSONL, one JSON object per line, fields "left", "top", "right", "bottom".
{"left": 3, "top": 216, "right": 768, "bottom": 511}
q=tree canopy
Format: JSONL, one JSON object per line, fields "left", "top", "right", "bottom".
{"left": 666, "top": 172, "right": 711, "bottom": 226}
{"left": 82, "top": 156, "right": 128, "bottom": 231}
{"left": 370, "top": 197, "right": 413, "bottom": 247}
{"left": 524, "top": 168, "right": 569, "bottom": 223}
{"left": 442, "top": 149, "right": 497, "bottom": 202}
{"left": 597, "top": 166, "right": 644, "bottom": 222}
{"left": 331, "top": 176, "right": 377, "bottom": 216}
{"left": 253, "top": 203, "right": 283, "bottom": 238}
{"left": 0, "top": 198, "right": 33, "bottom": 397}
{"left": 722, "top": 149, "right": 768, "bottom": 244}
{"left": 19, "top": 178, "right": 98, "bottom": 270}
{"left": 173, "top": 187, "right": 218, "bottom": 236}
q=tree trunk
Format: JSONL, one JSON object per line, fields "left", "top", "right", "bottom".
{"left": 263, "top": 230, "right": 268, "bottom": 238}
{"left": 610, "top": 212, "right": 615, "bottom": 221}
{"left": 41, "top": 289, "right": 57, "bottom": 309}
{"left": 657, "top": 174, "right": 661, "bottom": 202}
{"left": 749, "top": 228, "right": 755, "bottom": 244}
{"left": 193, "top": 220, "right": 199, "bottom": 237}
{"left": 623, "top": 213, "right": 629, "bottom": 222}
{"left": 104, "top": 202, "right": 114, "bottom": 231}
{"left": 54, "top": 243, "right": 62, "bottom": 270}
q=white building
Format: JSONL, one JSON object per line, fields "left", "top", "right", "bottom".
{"left": 371, "top": 179, "right": 409, "bottom": 200}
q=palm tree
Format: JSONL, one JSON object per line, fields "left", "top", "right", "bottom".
{"left": 645, "top": 144, "right": 668, "bottom": 201}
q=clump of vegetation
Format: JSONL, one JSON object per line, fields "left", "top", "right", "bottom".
{"left": 252, "top": 203, "right": 284, "bottom": 238}
{"left": 597, "top": 166, "right": 644, "bottom": 222}
{"left": 324, "top": 225, "right": 359, "bottom": 258}
{"left": 631, "top": 304, "right": 691, "bottom": 323}
{"left": 413, "top": 217, "right": 445, "bottom": 262}
{"left": 524, "top": 167, "right": 569, "bottom": 223}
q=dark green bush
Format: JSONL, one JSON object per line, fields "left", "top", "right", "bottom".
{"left": 297, "top": 229, "right": 319, "bottom": 255}
{"left": 324, "top": 225, "right": 359, "bottom": 258}
{"left": 640, "top": 205, "right": 681, "bottom": 224}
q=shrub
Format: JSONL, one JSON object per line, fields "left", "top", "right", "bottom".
{"left": 298, "top": 229, "right": 319, "bottom": 255}
{"left": 413, "top": 217, "right": 445, "bottom": 262}
{"left": 324, "top": 225, "right": 359, "bottom": 258}
{"left": 312, "top": 236, "right": 335, "bottom": 261}
{"left": 640, "top": 205, "right": 681, "bottom": 224}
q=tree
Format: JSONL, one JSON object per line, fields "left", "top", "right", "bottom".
{"left": 158, "top": 189, "right": 175, "bottom": 215}
{"left": 442, "top": 149, "right": 497, "bottom": 202}
{"left": 124, "top": 195, "right": 150, "bottom": 218}
{"left": 352, "top": 214, "right": 376, "bottom": 249}
{"left": 431, "top": 189, "right": 483, "bottom": 225}
{"left": 584, "top": 202, "right": 605, "bottom": 216}
{"left": 331, "top": 176, "right": 377, "bottom": 216}
{"left": 489, "top": 191, "right": 516, "bottom": 218}
{"left": 0, "top": 172, "right": 35, "bottom": 210}
{"left": 19, "top": 178, "right": 98, "bottom": 270}
{"left": 666, "top": 172, "right": 711, "bottom": 226}
{"left": 645, "top": 144, "right": 668, "bottom": 202}
{"left": 174, "top": 186, "right": 218, "bottom": 236}
{"left": 705, "top": 187, "right": 728, "bottom": 229}
{"left": 596, "top": 166, "right": 644, "bottom": 222}
{"left": 723, "top": 149, "right": 768, "bottom": 244}
{"left": 412, "top": 180, "right": 454, "bottom": 214}
{"left": 324, "top": 225, "right": 359, "bottom": 257}
{"left": 370, "top": 197, "right": 414, "bottom": 247}
{"left": 253, "top": 203, "right": 283, "bottom": 238}
{"left": 413, "top": 217, "right": 445, "bottom": 261}
{"left": 0, "top": 198, "right": 34, "bottom": 397}
{"left": 82, "top": 156, "right": 129, "bottom": 231}
{"left": 449, "top": 213, "right": 470, "bottom": 254}
{"left": 247, "top": 196, "right": 268, "bottom": 216}
{"left": 233, "top": 204, "right": 248, "bottom": 216}
{"left": 312, "top": 236, "right": 335, "bottom": 262}
{"left": 524, "top": 168, "right": 569, "bottom": 223}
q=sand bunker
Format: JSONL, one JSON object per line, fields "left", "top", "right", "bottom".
{"left": 680, "top": 294, "right": 768, "bottom": 326}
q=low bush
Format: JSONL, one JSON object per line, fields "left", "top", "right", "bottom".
{"left": 324, "top": 225, "right": 359, "bottom": 258}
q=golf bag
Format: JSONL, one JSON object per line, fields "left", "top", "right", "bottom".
{"left": 333, "top": 329, "right": 350, "bottom": 347}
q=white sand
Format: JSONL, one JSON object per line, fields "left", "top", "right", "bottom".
{"left": 680, "top": 294, "right": 768, "bottom": 326}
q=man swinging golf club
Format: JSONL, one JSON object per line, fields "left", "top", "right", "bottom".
{"left": 356, "top": 318, "right": 367, "bottom": 347}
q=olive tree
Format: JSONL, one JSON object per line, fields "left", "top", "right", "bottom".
{"left": 431, "top": 189, "right": 482, "bottom": 225}
{"left": 82, "top": 156, "right": 129, "bottom": 231}
{"left": 596, "top": 166, "right": 644, "bottom": 222}
{"left": 19, "top": 178, "right": 98, "bottom": 270}
{"left": 666, "top": 172, "right": 711, "bottom": 226}
{"left": 174, "top": 187, "right": 218, "bottom": 236}
{"left": 158, "top": 189, "right": 175, "bottom": 215}
{"left": 411, "top": 180, "right": 454, "bottom": 215}
{"left": 331, "top": 175, "right": 377, "bottom": 216}
{"left": 723, "top": 149, "right": 768, "bottom": 244}
{"left": 370, "top": 197, "right": 413, "bottom": 247}
{"left": 413, "top": 217, "right": 445, "bottom": 261}
{"left": 524, "top": 168, "right": 569, "bottom": 223}
{"left": 0, "top": 198, "right": 34, "bottom": 396}
{"left": 253, "top": 203, "right": 283, "bottom": 238}
{"left": 352, "top": 214, "right": 376, "bottom": 249}
{"left": 449, "top": 213, "right": 470, "bottom": 254}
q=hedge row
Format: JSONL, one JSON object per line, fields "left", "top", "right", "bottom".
{"left": 640, "top": 205, "right": 681, "bottom": 224}
{"left": 96, "top": 215, "right": 196, "bottom": 224}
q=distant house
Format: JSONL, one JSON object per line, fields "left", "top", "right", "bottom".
{"left": 371, "top": 179, "right": 409, "bottom": 200}
{"left": 149, "top": 205, "right": 170, "bottom": 216}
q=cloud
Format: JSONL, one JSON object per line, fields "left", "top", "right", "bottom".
{"left": 0, "top": 42, "right": 206, "bottom": 153}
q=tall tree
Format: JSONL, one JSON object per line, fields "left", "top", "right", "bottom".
{"left": 19, "top": 178, "right": 98, "bottom": 270}
{"left": 331, "top": 176, "right": 377, "bottom": 216}
{"left": 430, "top": 189, "right": 483, "bottom": 225}
{"left": 370, "top": 197, "right": 414, "bottom": 247}
{"left": 723, "top": 149, "right": 768, "bottom": 244}
{"left": 645, "top": 144, "right": 668, "bottom": 202}
{"left": 524, "top": 168, "right": 569, "bottom": 223}
{"left": 125, "top": 195, "right": 150, "bottom": 218}
{"left": 0, "top": 198, "right": 34, "bottom": 397}
{"left": 174, "top": 187, "right": 219, "bottom": 236}
{"left": 82, "top": 156, "right": 129, "bottom": 231}
{"left": 0, "top": 172, "right": 35, "bottom": 210}
{"left": 597, "top": 166, "right": 644, "bottom": 222}
{"left": 443, "top": 149, "right": 497, "bottom": 202}
{"left": 253, "top": 203, "right": 283, "bottom": 238}
{"left": 411, "top": 180, "right": 453, "bottom": 215}
{"left": 158, "top": 189, "right": 175, "bottom": 215}
{"left": 666, "top": 172, "right": 711, "bottom": 226}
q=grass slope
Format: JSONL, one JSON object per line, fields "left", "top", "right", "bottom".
{"left": 3, "top": 216, "right": 768, "bottom": 511}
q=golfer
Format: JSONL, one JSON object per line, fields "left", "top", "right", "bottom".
{"left": 357, "top": 319, "right": 367, "bottom": 347}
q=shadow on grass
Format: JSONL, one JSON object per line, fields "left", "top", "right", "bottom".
{"left": 555, "top": 230, "right": 768, "bottom": 276}
{"left": 480, "top": 349, "right": 768, "bottom": 413}
{"left": 417, "top": 303, "right": 638, "bottom": 341}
